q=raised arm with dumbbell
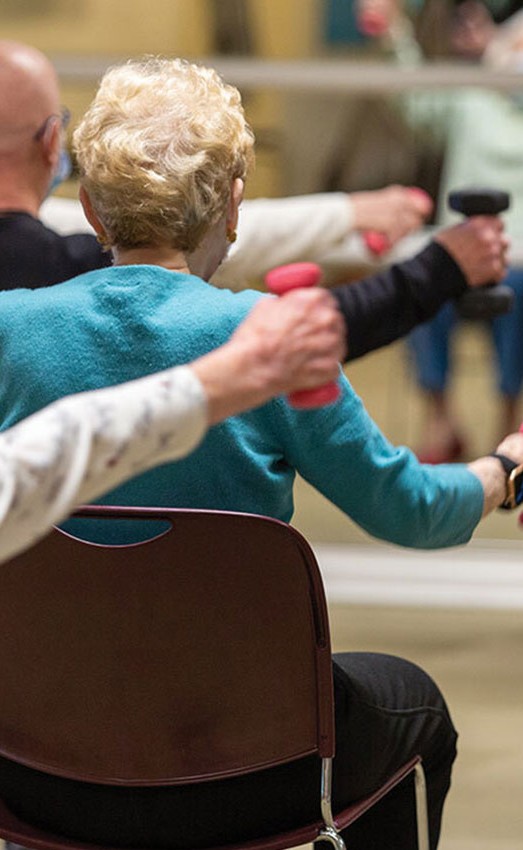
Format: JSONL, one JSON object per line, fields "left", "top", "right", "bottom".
{"left": 325, "top": 194, "right": 510, "bottom": 363}
{"left": 449, "top": 188, "right": 513, "bottom": 319}
{"left": 407, "top": 187, "right": 521, "bottom": 462}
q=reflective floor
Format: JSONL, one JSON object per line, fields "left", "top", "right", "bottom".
{"left": 328, "top": 604, "right": 523, "bottom": 850}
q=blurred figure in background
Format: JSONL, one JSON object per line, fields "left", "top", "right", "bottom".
{"left": 357, "top": 0, "right": 523, "bottom": 461}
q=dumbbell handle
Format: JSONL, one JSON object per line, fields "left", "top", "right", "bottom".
{"left": 450, "top": 188, "right": 514, "bottom": 319}
{"left": 357, "top": 8, "right": 389, "bottom": 37}
{"left": 265, "top": 262, "right": 340, "bottom": 409}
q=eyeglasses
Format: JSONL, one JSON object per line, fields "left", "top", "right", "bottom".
{"left": 33, "top": 106, "right": 71, "bottom": 142}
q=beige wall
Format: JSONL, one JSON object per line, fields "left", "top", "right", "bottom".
{"left": 249, "top": 0, "right": 318, "bottom": 57}
{"left": 0, "top": 1, "right": 212, "bottom": 56}
{"left": 0, "top": 0, "right": 319, "bottom": 58}
{"left": 0, "top": 0, "right": 322, "bottom": 198}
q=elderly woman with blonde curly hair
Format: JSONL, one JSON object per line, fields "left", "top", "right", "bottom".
{"left": 0, "top": 56, "right": 523, "bottom": 850}
{"left": 77, "top": 57, "right": 253, "bottom": 274}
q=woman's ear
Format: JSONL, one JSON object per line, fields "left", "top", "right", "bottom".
{"left": 79, "top": 185, "right": 106, "bottom": 240}
{"left": 227, "top": 177, "right": 245, "bottom": 232}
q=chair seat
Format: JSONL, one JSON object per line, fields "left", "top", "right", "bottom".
{"left": 0, "top": 757, "right": 425, "bottom": 850}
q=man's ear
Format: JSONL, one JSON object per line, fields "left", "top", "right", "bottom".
{"left": 40, "top": 118, "right": 61, "bottom": 171}
{"left": 227, "top": 177, "right": 244, "bottom": 233}
{"left": 79, "top": 185, "right": 106, "bottom": 239}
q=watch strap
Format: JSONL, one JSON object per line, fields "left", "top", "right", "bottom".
{"left": 488, "top": 452, "right": 519, "bottom": 476}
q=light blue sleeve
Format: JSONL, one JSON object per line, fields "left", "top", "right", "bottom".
{"left": 277, "top": 373, "right": 484, "bottom": 550}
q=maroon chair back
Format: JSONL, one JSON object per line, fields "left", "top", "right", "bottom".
{"left": 0, "top": 506, "right": 334, "bottom": 787}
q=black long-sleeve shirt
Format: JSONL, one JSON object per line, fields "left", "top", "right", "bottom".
{"left": 333, "top": 242, "right": 467, "bottom": 361}
{"left": 0, "top": 212, "right": 111, "bottom": 290}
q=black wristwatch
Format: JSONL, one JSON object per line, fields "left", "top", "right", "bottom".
{"left": 489, "top": 452, "right": 523, "bottom": 510}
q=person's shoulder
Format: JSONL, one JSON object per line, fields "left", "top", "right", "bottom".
{"left": 0, "top": 266, "right": 99, "bottom": 306}
{"left": 212, "top": 285, "right": 268, "bottom": 333}
{"left": 2, "top": 211, "right": 101, "bottom": 263}
{"left": 33, "top": 217, "right": 105, "bottom": 270}
{"left": 0, "top": 212, "right": 107, "bottom": 287}
{"left": 0, "top": 211, "right": 49, "bottom": 242}
{"left": 2, "top": 211, "right": 69, "bottom": 242}
{"left": 208, "top": 280, "right": 266, "bottom": 308}
{"left": 184, "top": 274, "right": 266, "bottom": 314}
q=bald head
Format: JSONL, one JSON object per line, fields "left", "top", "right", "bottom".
{"left": 0, "top": 42, "right": 63, "bottom": 213}
{"left": 0, "top": 41, "right": 60, "bottom": 156}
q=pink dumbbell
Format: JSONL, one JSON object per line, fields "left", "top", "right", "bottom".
{"left": 357, "top": 8, "right": 389, "bottom": 37}
{"left": 265, "top": 262, "right": 340, "bottom": 409}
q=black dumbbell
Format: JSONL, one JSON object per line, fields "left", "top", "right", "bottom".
{"left": 449, "top": 188, "right": 514, "bottom": 319}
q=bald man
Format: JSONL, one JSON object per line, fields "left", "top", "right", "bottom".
{"left": 0, "top": 40, "right": 111, "bottom": 289}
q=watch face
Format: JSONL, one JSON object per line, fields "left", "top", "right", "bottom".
{"left": 506, "top": 463, "right": 523, "bottom": 510}
{"left": 513, "top": 468, "right": 523, "bottom": 506}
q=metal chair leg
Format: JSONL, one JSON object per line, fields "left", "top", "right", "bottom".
{"left": 414, "top": 761, "right": 430, "bottom": 850}
{"left": 314, "top": 825, "right": 346, "bottom": 850}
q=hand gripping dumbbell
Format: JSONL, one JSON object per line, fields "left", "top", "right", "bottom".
{"left": 265, "top": 262, "right": 340, "bottom": 409}
{"left": 449, "top": 188, "right": 514, "bottom": 320}
{"left": 363, "top": 187, "right": 433, "bottom": 257}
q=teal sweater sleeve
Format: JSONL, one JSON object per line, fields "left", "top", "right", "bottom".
{"left": 273, "top": 374, "right": 484, "bottom": 549}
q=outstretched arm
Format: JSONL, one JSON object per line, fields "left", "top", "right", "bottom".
{"left": 333, "top": 216, "right": 508, "bottom": 361}
{"left": 211, "top": 187, "right": 431, "bottom": 289}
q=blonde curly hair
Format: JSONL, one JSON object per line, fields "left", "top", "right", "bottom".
{"left": 73, "top": 57, "right": 255, "bottom": 252}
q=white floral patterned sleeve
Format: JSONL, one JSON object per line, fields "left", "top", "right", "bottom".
{"left": 0, "top": 365, "right": 207, "bottom": 564}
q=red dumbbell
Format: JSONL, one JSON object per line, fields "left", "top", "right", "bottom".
{"left": 265, "top": 262, "right": 340, "bottom": 409}
{"left": 363, "top": 231, "right": 391, "bottom": 256}
{"left": 363, "top": 187, "right": 433, "bottom": 257}
{"left": 357, "top": 8, "right": 389, "bottom": 37}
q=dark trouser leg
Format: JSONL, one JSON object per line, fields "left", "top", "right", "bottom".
{"left": 330, "top": 652, "right": 457, "bottom": 850}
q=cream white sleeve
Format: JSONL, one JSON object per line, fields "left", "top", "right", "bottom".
{"left": 40, "top": 197, "right": 95, "bottom": 235}
{"left": 211, "top": 193, "right": 354, "bottom": 290}
{"left": 41, "top": 195, "right": 355, "bottom": 290}
{"left": 0, "top": 366, "right": 207, "bottom": 564}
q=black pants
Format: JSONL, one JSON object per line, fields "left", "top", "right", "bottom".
{"left": 0, "top": 653, "right": 456, "bottom": 850}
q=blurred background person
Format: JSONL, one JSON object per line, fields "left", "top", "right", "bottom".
{"left": 355, "top": 0, "right": 523, "bottom": 461}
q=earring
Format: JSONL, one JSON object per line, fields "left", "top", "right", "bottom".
{"left": 227, "top": 228, "right": 237, "bottom": 244}
{"left": 96, "top": 231, "right": 111, "bottom": 251}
